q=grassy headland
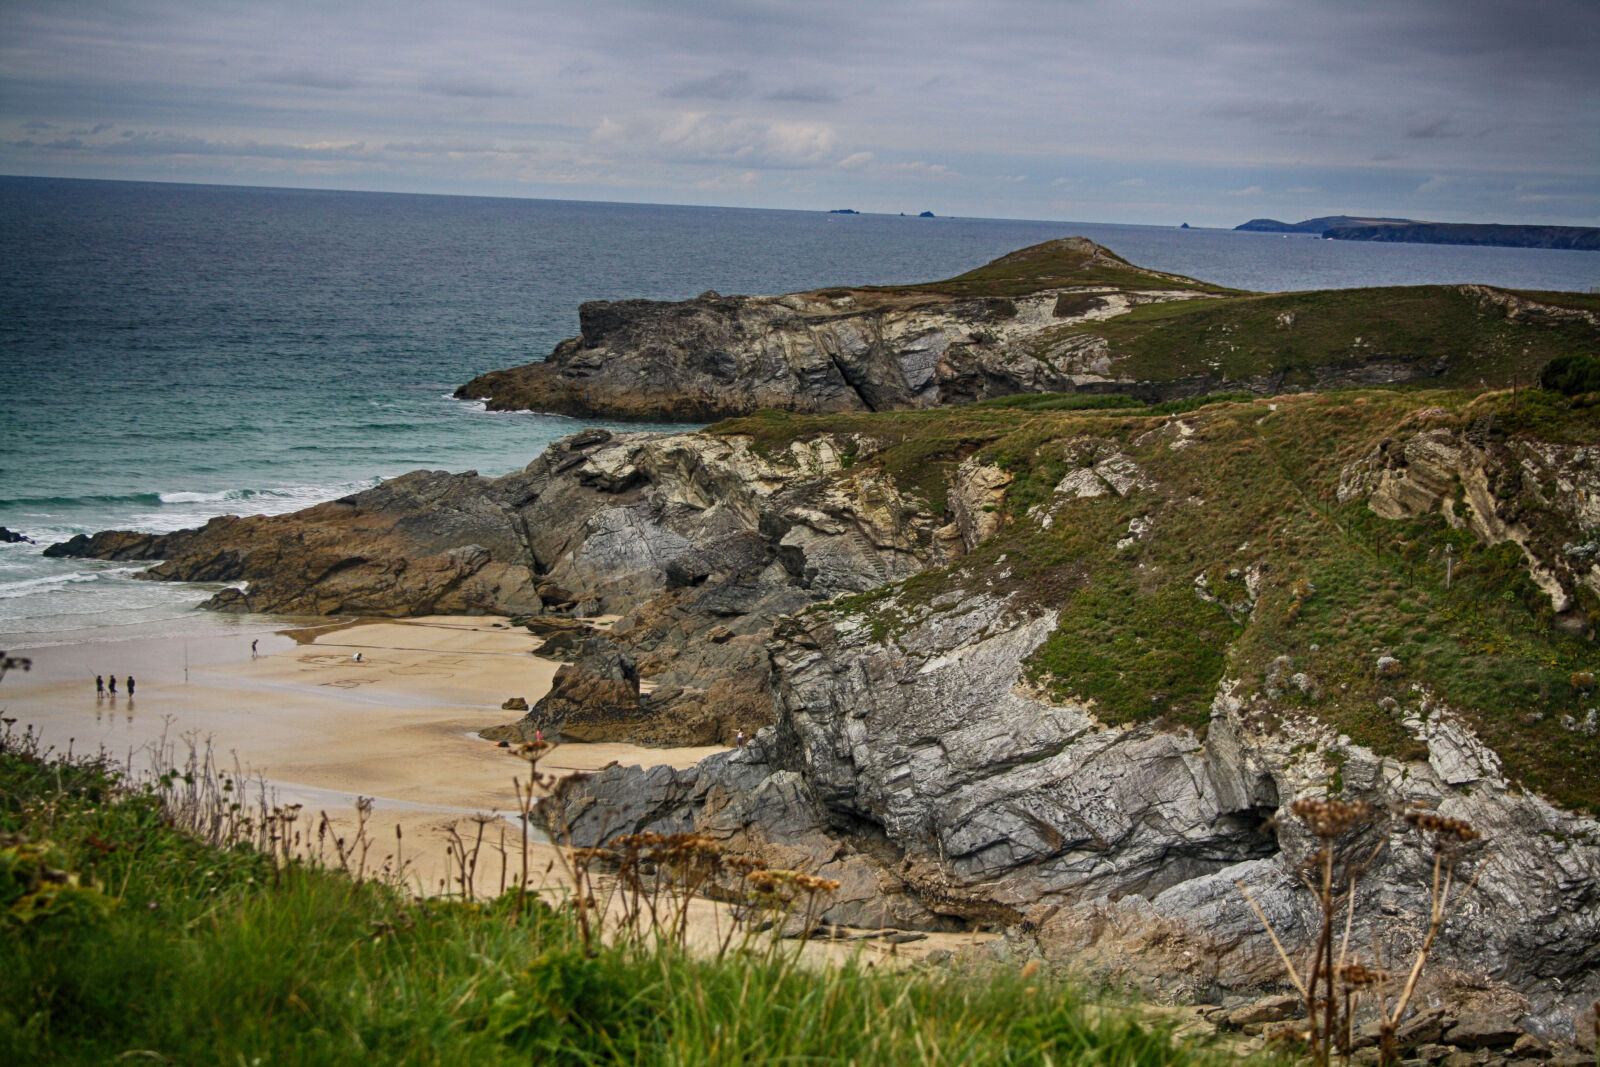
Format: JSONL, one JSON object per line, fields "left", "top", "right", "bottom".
{"left": 1031, "top": 285, "right": 1598, "bottom": 391}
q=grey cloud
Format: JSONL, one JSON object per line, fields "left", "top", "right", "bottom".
{"left": 662, "top": 70, "right": 751, "bottom": 100}
{"left": 384, "top": 140, "right": 500, "bottom": 154}
{"left": 764, "top": 86, "right": 838, "bottom": 104}
{"left": 1209, "top": 100, "right": 1334, "bottom": 126}
{"left": 260, "top": 67, "right": 359, "bottom": 91}
{"left": 1405, "top": 115, "right": 1463, "bottom": 139}
{"left": 68, "top": 122, "right": 114, "bottom": 136}
{"left": 92, "top": 131, "right": 372, "bottom": 161}
{"left": 22, "top": 120, "right": 57, "bottom": 131}
{"left": 1207, "top": 99, "right": 1350, "bottom": 136}
{"left": 593, "top": 112, "right": 837, "bottom": 168}
{"left": 10, "top": 137, "right": 86, "bottom": 150}
{"left": 419, "top": 76, "right": 516, "bottom": 98}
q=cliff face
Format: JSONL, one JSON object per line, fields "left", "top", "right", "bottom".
{"left": 456, "top": 238, "right": 1216, "bottom": 420}
{"left": 457, "top": 238, "right": 1599, "bottom": 421}
{"left": 542, "top": 392, "right": 1600, "bottom": 1036}
{"left": 565, "top": 591, "right": 1598, "bottom": 1031}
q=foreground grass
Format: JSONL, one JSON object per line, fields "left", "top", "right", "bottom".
{"left": 0, "top": 738, "right": 1262, "bottom": 1066}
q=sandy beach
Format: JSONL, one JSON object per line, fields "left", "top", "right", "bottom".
{"left": 1, "top": 616, "right": 724, "bottom": 892}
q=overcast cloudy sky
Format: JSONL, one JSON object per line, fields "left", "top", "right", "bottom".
{"left": 2, "top": 0, "right": 1595, "bottom": 225}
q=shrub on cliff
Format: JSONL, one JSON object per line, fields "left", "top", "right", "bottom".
{"left": 1538, "top": 352, "right": 1600, "bottom": 396}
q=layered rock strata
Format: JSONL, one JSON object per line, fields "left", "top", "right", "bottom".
{"left": 456, "top": 238, "right": 1221, "bottom": 419}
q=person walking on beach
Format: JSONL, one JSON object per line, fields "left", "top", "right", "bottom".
{"left": 735, "top": 728, "right": 745, "bottom": 748}
{"left": 107, "top": 675, "right": 117, "bottom": 694}
{"left": 96, "top": 675, "right": 104, "bottom": 696}
{"left": 251, "top": 639, "right": 258, "bottom": 658}
{"left": 126, "top": 676, "right": 135, "bottom": 696}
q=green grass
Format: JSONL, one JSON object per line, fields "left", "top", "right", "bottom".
{"left": 842, "top": 237, "right": 1238, "bottom": 301}
{"left": 1035, "top": 285, "right": 1597, "bottom": 390}
{"left": 0, "top": 738, "right": 1265, "bottom": 1066}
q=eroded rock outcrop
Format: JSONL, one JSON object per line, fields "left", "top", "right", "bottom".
{"left": 542, "top": 392, "right": 1600, "bottom": 1038}
{"left": 456, "top": 238, "right": 1220, "bottom": 420}
{"left": 1339, "top": 415, "right": 1600, "bottom": 628}
{"left": 50, "top": 425, "right": 960, "bottom": 746}
{"left": 550, "top": 583, "right": 1600, "bottom": 1035}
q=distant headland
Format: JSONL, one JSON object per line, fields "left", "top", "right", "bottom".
{"left": 1237, "top": 215, "right": 1600, "bottom": 251}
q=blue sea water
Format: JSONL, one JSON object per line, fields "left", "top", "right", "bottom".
{"left": 2, "top": 175, "right": 1597, "bottom": 645}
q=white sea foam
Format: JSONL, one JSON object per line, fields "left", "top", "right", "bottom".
{"left": 0, "top": 570, "right": 105, "bottom": 599}
{"left": 157, "top": 479, "right": 378, "bottom": 510}
{"left": 158, "top": 490, "right": 233, "bottom": 504}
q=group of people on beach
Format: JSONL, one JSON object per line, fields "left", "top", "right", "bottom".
{"left": 95, "top": 674, "right": 134, "bottom": 697}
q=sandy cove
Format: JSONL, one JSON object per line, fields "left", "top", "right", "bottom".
{"left": 2, "top": 616, "right": 721, "bottom": 893}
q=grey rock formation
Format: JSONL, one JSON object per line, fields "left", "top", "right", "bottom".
{"left": 550, "top": 583, "right": 1600, "bottom": 1035}
{"left": 50, "top": 426, "right": 958, "bottom": 747}
{"left": 456, "top": 238, "right": 1218, "bottom": 420}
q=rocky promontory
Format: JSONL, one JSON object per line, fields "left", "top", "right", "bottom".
{"left": 457, "top": 238, "right": 1225, "bottom": 420}
{"left": 456, "top": 237, "right": 1598, "bottom": 421}
{"left": 1238, "top": 215, "right": 1600, "bottom": 251}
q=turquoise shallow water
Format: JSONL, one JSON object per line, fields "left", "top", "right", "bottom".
{"left": 2, "top": 176, "right": 1597, "bottom": 643}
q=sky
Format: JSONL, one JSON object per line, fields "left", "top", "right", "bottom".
{"left": 1, "top": 0, "right": 1596, "bottom": 226}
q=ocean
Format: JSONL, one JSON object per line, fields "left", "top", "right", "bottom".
{"left": 2, "top": 175, "right": 1597, "bottom": 647}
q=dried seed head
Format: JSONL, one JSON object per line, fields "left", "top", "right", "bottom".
{"left": 1403, "top": 810, "right": 1479, "bottom": 844}
{"left": 1338, "top": 964, "right": 1385, "bottom": 987}
{"left": 795, "top": 873, "right": 841, "bottom": 894}
{"left": 1291, "top": 797, "right": 1374, "bottom": 838}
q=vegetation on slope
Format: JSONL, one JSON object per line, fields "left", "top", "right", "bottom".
{"left": 0, "top": 731, "right": 1260, "bottom": 1065}
{"left": 719, "top": 387, "right": 1600, "bottom": 814}
{"left": 1032, "top": 285, "right": 1599, "bottom": 390}
{"left": 809, "top": 237, "right": 1237, "bottom": 303}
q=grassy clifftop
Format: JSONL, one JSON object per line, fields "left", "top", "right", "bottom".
{"left": 714, "top": 387, "right": 1600, "bottom": 814}
{"left": 1032, "top": 285, "right": 1599, "bottom": 390}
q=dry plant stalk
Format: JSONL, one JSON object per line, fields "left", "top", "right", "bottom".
{"left": 1238, "top": 797, "right": 1483, "bottom": 1067}
{"left": 525, "top": 739, "right": 840, "bottom": 959}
